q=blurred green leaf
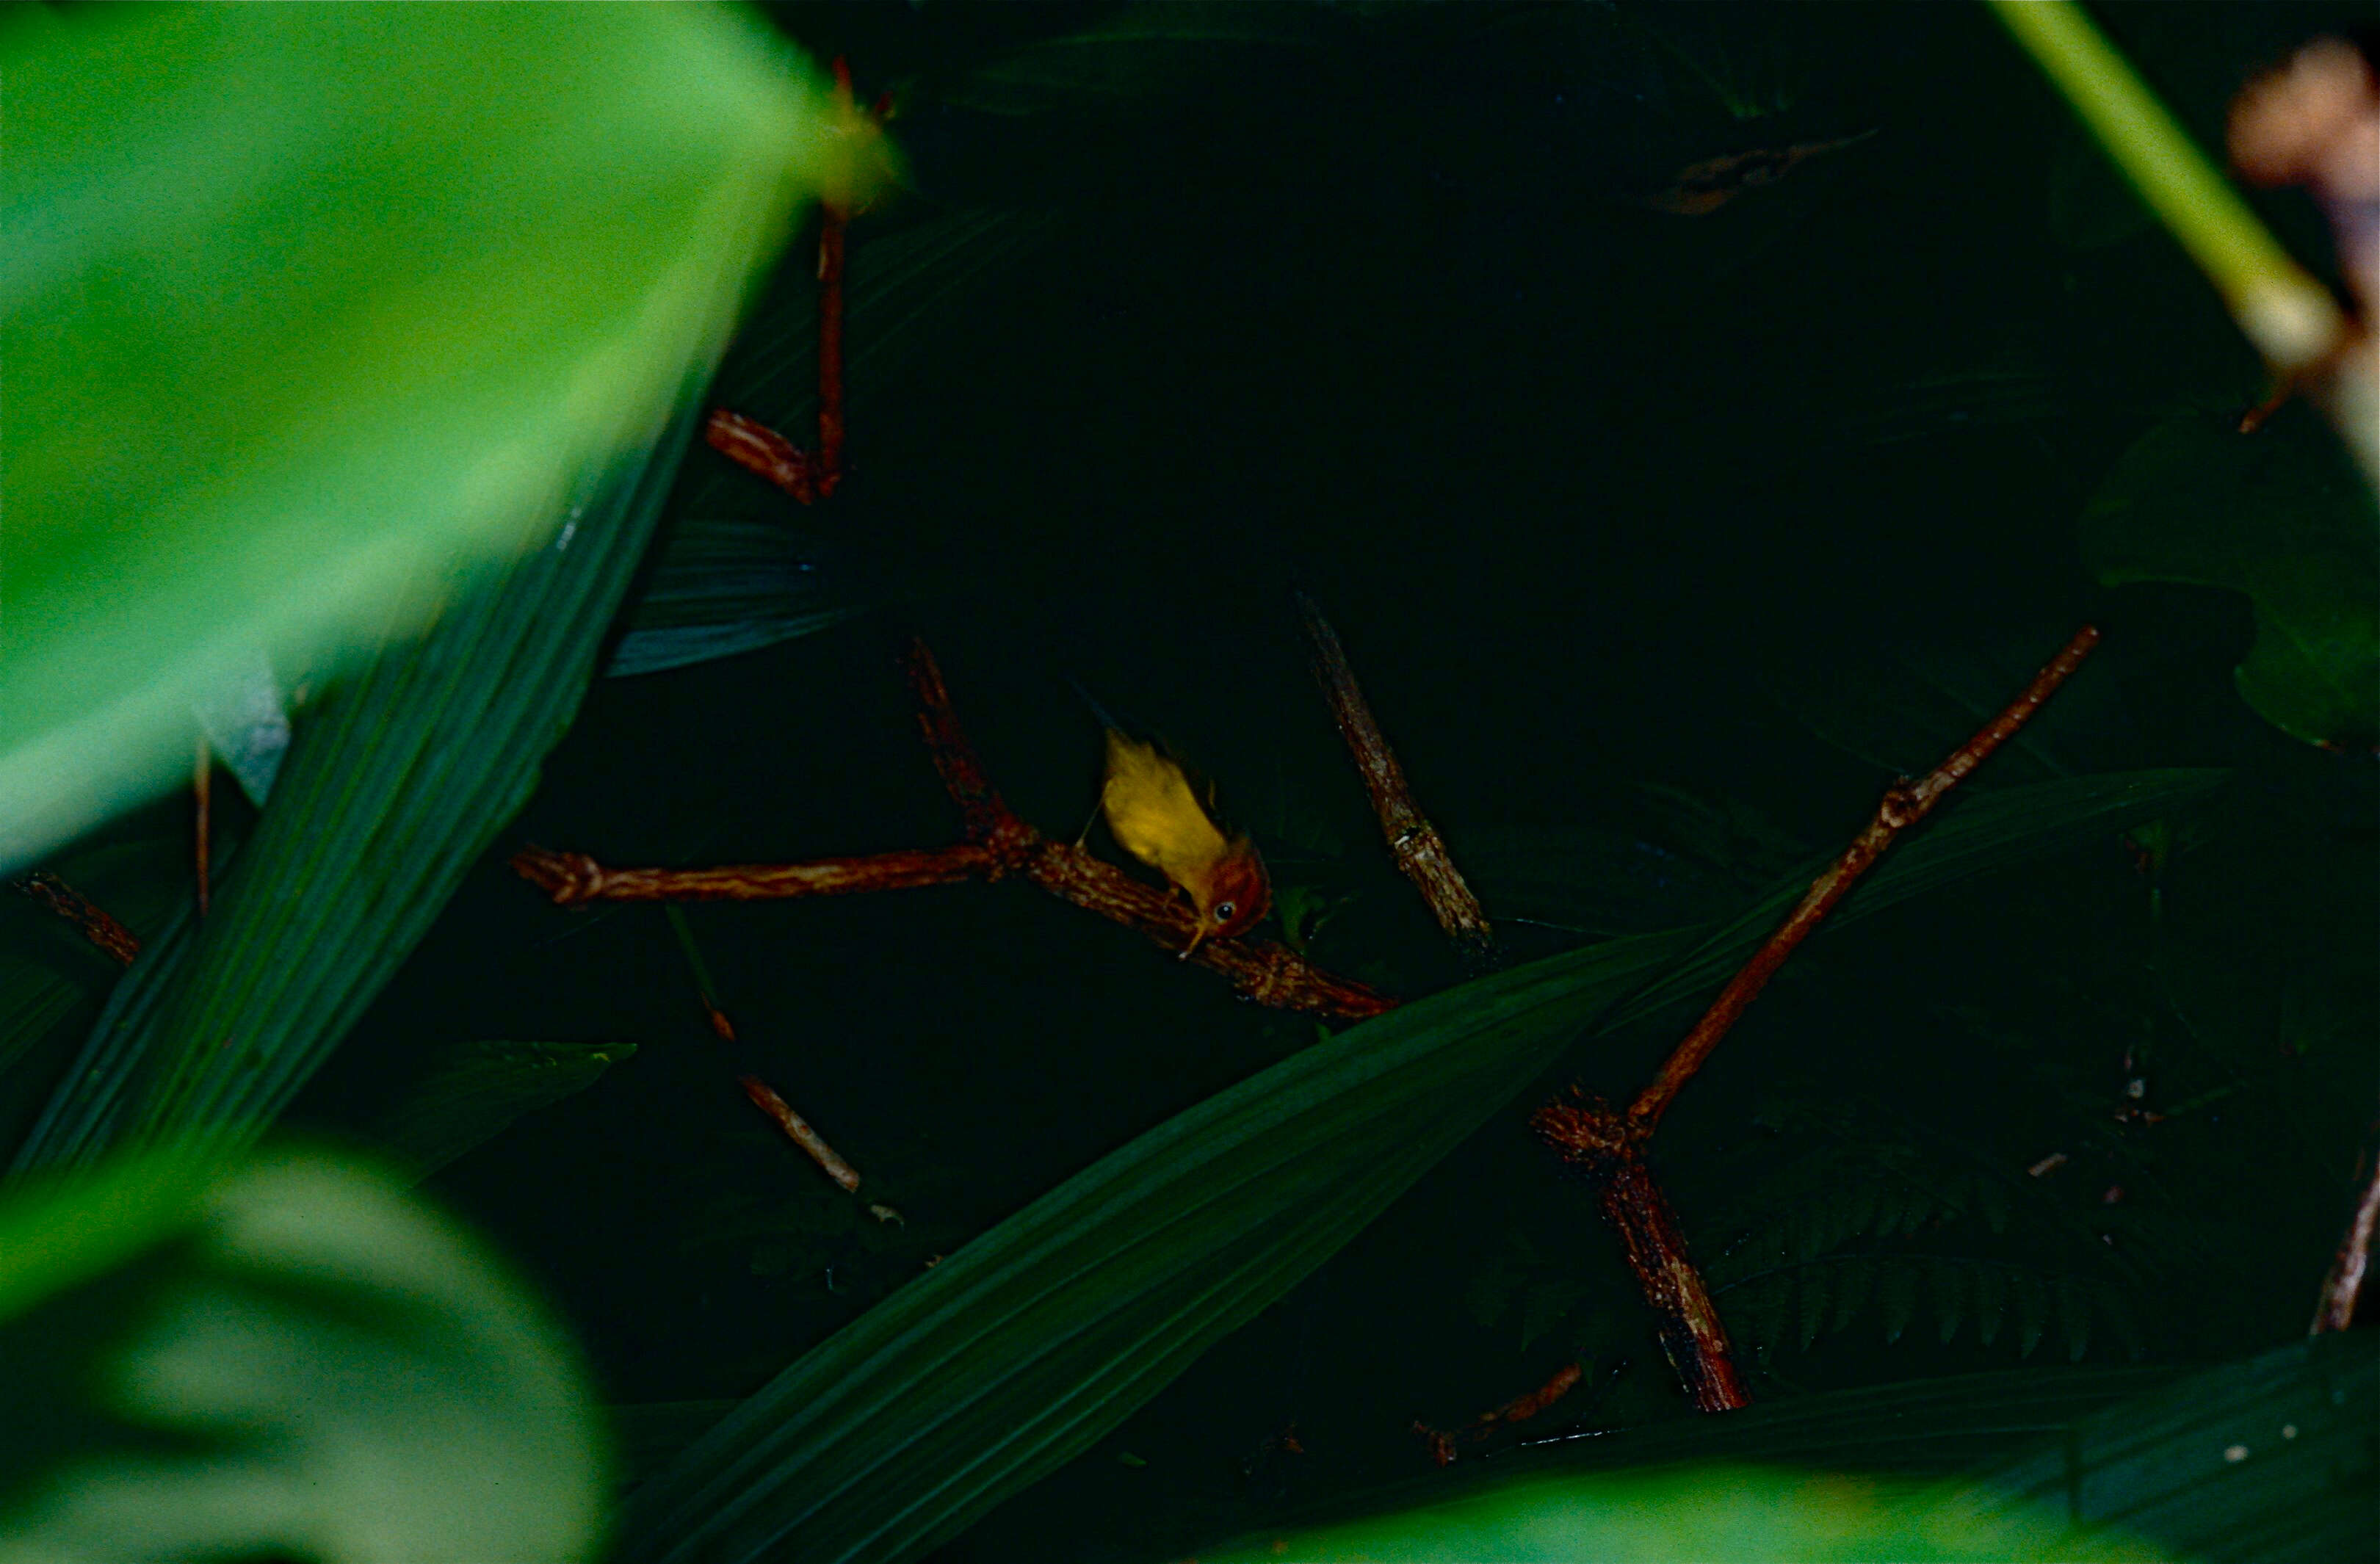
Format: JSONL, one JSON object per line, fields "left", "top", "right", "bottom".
{"left": 1191, "top": 1464, "right": 2169, "bottom": 1563}
{"left": 12, "top": 405, "right": 701, "bottom": 1174}
{"left": 613, "top": 768, "right": 2219, "bottom": 1564}
{"left": 361, "top": 1039, "right": 637, "bottom": 1183}
{"left": 1167, "top": 1339, "right": 2378, "bottom": 1562}
{"left": 2082, "top": 411, "right": 2379, "bottom": 748}
{"left": 1954, "top": 1333, "right": 2379, "bottom": 1564}
{"left": 0, "top": 3, "right": 844, "bottom": 866}
{"left": 0, "top": 1147, "right": 604, "bottom": 1563}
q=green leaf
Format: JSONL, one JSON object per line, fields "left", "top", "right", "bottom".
{"left": 1176, "top": 1338, "right": 2376, "bottom": 1563}
{"left": 1183, "top": 1339, "right": 2380, "bottom": 1563}
{"left": 0, "top": 4, "right": 842, "bottom": 869}
{"left": 11, "top": 404, "right": 701, "bottom": 1173}
{"left": 1189, "top": 1463, "right": 2173, "bottom": 1563}
{"left": 2082, "top": 411, "right": 2380, "bottom": 748}
{"left": 1956, "top": 1333, "right": 2380, "bottom": 1564}
{"left": 605, "top": 518, "right": 872, "bottom": 679}
{"left": 0, "top": 1148, "right": 604, "bottom": 1563}
{"left": 614, "top": 767, "right": 2219, "bottom": 1564}
{"left": 361, "top": 1040, "right": 638, "bottom": 1183}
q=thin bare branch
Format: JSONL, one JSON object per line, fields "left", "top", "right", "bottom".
{"left": 1630, "top": 625, "right": 2100, "bottom": 1134}
{"left": 1296, "top": 590, "right": 1496, "bottom": 971}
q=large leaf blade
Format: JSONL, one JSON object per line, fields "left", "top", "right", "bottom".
{"left": 0, "top": 4, "right": 837, "bottom": 866}
{"left": 0, "top": 1148, "right": 604, "bottom": 1563}
{"left": 12, "top": 405, "right": 701, "bottom": 1173}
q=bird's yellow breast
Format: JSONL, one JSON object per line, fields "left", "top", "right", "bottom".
{"left": 1099, "top": 731, "right": 1234, "bottom": 894}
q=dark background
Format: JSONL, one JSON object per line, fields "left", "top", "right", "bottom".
{"left": 215, "top": 3, "right": 2376, "bottom": 1557}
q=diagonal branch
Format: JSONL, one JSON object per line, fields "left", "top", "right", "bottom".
{"left": 1629, "top": 624, "right": 2100, "bottom": 1134}
{"left": 1530, "top": 624, "right": 2103, "bottom": 1416}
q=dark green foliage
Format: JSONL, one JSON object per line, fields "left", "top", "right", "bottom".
{"left": 610, "top": 769, "right": 2218, "bottom": 1564}
{"left": 2083, "top": 410, "right": 2379, "bottom": 748}
{"left": 361, "top": 1038, "right": 638, "bottom": 1181}
{"left": 0, "top": 1148, "right": 605, "bottom": 1561}
{"left": 1956, "top": 1333, "right": 2380, "bottom": 1564}
{"left": 12, "top": 403, "right": 702, "bottom": 1173}
{"left": 6, "top": 3, "right": 2376, "bottom": 1562}
{"left": 1696, "top": 1106, "right": 2151, "bottom": 1366}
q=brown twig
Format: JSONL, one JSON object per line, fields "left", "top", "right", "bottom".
{"left": 740, "top": 1074, "right": 864, "bottom": 1192}
{"left": 1295, "top": 591, "right": 1496, "bottom": 971}
{"left": 1630, "top": 624, "right": 2100, "bottom": 1136}
{"left": 1527, "top": 626, "right": 2102, "bottom": 1416}
{"left": 1533, "top": 1093, "right": 1748, "bottom": 1411}
{"left": 703, "top": 56, "right": 858, "bottom": 506}
{"left": 513, "top": 642, "right": 1397, "bottom": 1022}
{"left": 12, "top": 872, "right": 140, "bottom": 966}
{"left": 1412, "top": 1358, "right": 1586, "bottom": 1466}
{"left": 2312, "top": 1122, "right": 2380, "bottom": 1333}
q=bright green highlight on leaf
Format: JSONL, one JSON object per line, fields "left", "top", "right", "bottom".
{"left": 1195, "top": 1466, "right": 2171, "bottom": 1563}
{"left": 0, "top": 1147, "right": 605, "bottom": 1563}
{"left": 0, "top": 4, "right": 868, "bottom": 871}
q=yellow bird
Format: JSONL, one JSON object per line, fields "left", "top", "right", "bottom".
{"left": 1096, "top": 728, "right": 1270, "bottom": 957}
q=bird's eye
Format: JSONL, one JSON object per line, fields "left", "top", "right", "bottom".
{"left": 1214, "top": 902, "right": 1237, "bottom": 923}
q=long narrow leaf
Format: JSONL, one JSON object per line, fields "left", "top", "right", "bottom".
{"left": 617, "top": 768, "right": 2223, "bottom": 1564}
{"left": 12, "top": 406, "right": 701, "bottom": 1172}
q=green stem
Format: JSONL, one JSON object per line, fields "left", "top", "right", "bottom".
{"left": 1988, "top": 0, "right": 2345, "bottom": 372}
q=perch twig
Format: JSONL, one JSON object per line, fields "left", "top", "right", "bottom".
{"left": 513, "top": 641, "right": 1395, "bottom": 1022}
{"left": 1412, "top": 1358, "right": 1584, "bottom": 1466}
{"left": 1295, "top": 590, "right": 1497, "bottom": 971}
{"left": 740, "top": 1074, "right": 863, "bottom": 1193}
